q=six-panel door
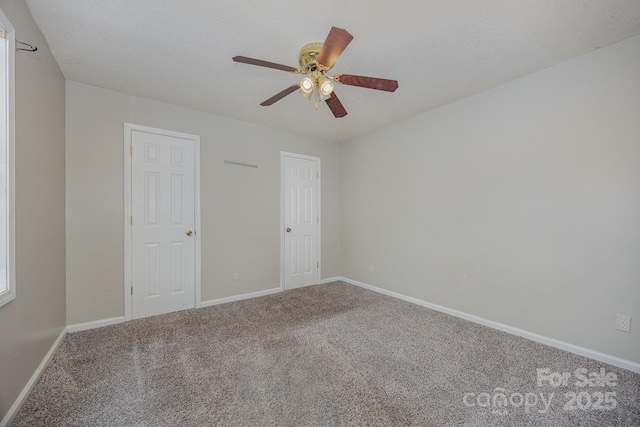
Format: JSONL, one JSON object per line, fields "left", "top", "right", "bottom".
{"left": 284, "top": 155, "right": 319, "bottom": 289}
{"left": 132, "top": 130, "right": 195, "bottom": 318}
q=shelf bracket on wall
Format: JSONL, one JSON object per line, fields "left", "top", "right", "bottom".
{"left": 224, "top": 160, "right": 258, "bottom": 169}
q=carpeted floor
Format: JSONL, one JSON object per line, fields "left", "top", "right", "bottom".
{"left": 12, "top": 281, "right": 640, "bottom": 426}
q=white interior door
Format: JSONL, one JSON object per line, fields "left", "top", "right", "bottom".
{"left": 131, "top": 129, "right": 196, "bottom": 319}
{"left": 283, "top": 154, "right": 320, "bottom": 289}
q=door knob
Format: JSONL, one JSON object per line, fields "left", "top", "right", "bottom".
{"left": 186, "top": 230, "right": 193, "bottom": 236}
{"left": 286, "top": 227, "right": 291, "bottom": 232}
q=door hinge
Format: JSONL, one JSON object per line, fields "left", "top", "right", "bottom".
{"left": 130, "top": 216, "right": 133, "bottom": 225}
{"left": 130, "top": 285, "right": 133, "bottom": 295}
{"left": 0, "top": 30, "right": 6, "bottom": 39}
{"left": 316, "top": 171, "right": 319, "bottom": 178}
{"left": 317, "top": 262, "right": 319, "bottom": 268}
{"left": 130, "top": 145, "right": 132, "bottom": 156}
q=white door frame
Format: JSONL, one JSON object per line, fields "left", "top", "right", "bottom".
{"left": 123, "top": 123, "right": 201, "bottom": 321}
{"left": 280, "top": 151, "right": 321, "bottom": 290}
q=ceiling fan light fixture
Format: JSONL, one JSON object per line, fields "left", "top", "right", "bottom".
{"left": 299, "top": 76, "right": 314, "bottom": 100}
{"left": 319, "top": 76, "right": 334, "bottom": 97}
{"left": 300, "top": 77, "right": 314, "bottom": 92}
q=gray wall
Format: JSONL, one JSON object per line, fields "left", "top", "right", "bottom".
{"left": 0, "top": 0, "right": 66, "bottom": 419}
{"left": 66, "top": 81, "right": 342, "bottom": 325}
{"left": 341, "top": 35, "right": 640, "bottom": 363}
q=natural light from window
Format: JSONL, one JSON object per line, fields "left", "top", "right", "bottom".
{"left": 0, "top": 7, "right": 14, "bottom": 308}
{"left": 0, "top": 27, "right": 6, "bottom": 295}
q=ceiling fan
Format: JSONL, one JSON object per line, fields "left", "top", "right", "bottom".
{"left": 232, "top": 27, "right": 398, "bottom": 118}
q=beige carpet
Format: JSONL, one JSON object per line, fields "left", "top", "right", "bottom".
{"left": 12, "top": 281, "right": 640, "bottom": 426}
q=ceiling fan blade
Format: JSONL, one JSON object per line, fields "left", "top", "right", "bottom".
{"left": 337, "top": 74, "right": 399, "bottom": 92}
{"left": 260, "top": 84, "right": 300, "bottom": 106}
{"left": 233, "top": 56, "right": 300, "bottom": 73}
{"left": 325, "top": 92, "right": 347, "bottom": 118}
{"left": 317, "top": 27, "right": 353, "bottom": 69}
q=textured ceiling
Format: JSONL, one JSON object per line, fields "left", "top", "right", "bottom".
{"left": 25, "top": 1, "right": 640, "bottom": 143}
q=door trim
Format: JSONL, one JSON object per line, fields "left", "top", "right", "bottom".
{"left": 280, "top": 151, "right": 321, "bottom": 291}
{"left": 123, "top": 123, "right": 201, "bottom": 321}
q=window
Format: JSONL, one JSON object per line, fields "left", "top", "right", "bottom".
{"left": 0, "top": 8, "right": 15, "bottom": 308}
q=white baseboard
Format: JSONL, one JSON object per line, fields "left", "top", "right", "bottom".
{"left": 201, "top": 279, "right": 345, "bottom": 306}
{"left": 0, "top": 327, "right": 67, "bottom": 427}
{"left": 318, "top": 276, "right": 343, "bottom": 284}
{"left": 66, "top": 316, "right": 125, "bottom": 333}
{"left": 334, "top": 276, "right": 640, "bottom": 374}
{"left": 200, "top": 287, "right": 281, "bottom": 308}
{"left": 67, "top": 287, "right": 286, "bottom": 333}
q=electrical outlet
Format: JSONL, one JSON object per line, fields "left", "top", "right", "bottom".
{"left": 616, "top": 314, "right": 631, "bottom": 333}
{"left": 369, "top": 264, "right": 374, "bottom": 272}
{"left": 233, "top": 272, "right": 239, "bottom": 281}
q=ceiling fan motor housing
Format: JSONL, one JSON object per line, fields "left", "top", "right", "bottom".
{"left": 299, "top": 43, "right": 328, "bottom": 73}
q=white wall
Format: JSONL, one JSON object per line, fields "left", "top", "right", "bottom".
{"left": 341, "top": 35, "right": 640, "bottom": 364}
{"left": 66, "top": 81, "right": 341, "bottom": 325}
{"left": 0, "top": 0, "right": 66, "bottom": 419}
